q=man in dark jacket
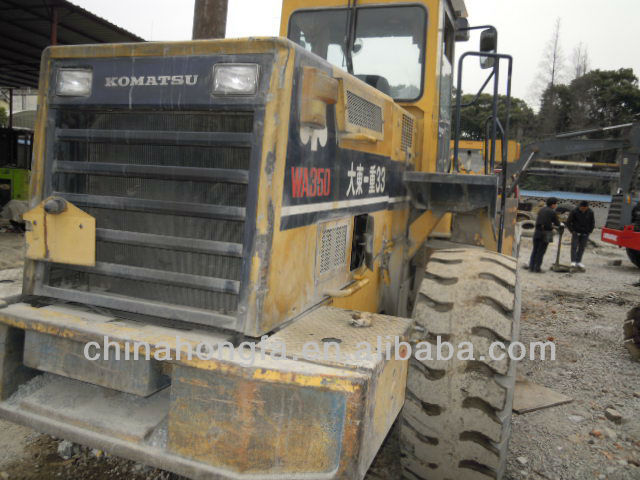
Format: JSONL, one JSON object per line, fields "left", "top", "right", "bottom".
{"left": 633, "top": 202, "right": 640, "bottom": 229}
{"left": 528, "top": 197, "right": 560, "bottom": 272}
{"left": 566, "top": 200, "right": 595, "bottom": 269}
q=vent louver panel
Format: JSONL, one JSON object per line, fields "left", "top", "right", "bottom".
{"left": 319, "top": 224, "right": 348, "bottom": 275}
{"left": 401, "top": 114, "right": 414, "bottom": 153}
{"left": 346, "top": 90, "right": 383, "bottom": 133}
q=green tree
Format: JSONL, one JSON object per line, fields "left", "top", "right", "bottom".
{"left": 568, "top": 68, "right": 640, "bottom": 130}
{"left": 536, "top": 68, "right": 640, "bottom": 136}
{"left": 537, "top": 84, "right": 572, "bottom": 135}
{"left": 455, "top": 93, "right": 535, "bottom": 142}
{"left": 0, "top": 106, "right": 7, "bottom": 128}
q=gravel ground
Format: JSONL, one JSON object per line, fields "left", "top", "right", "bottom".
{"left": 504, "top": 231, "right": 640, "bottom": 480}
{"left": 0, "top": 232, "right": 25, "bottom": 270}
{"left": 0, "top": 230, "right": 638, "bottom": 479}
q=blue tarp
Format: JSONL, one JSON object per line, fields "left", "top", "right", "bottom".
{"left": 520, "top": 190, "right": 612, "bottom": 202}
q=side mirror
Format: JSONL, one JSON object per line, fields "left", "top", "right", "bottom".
{"left": 479, "top": 29, "right": 497, "bottom": 69}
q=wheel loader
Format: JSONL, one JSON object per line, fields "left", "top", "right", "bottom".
{"left": 0, "top": 0, "right": 522, "bottom": 479}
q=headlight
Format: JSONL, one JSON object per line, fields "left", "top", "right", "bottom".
{"left": 56, "top": 69, "right": 92, "bottom": 96}
{"left": 212, "top": 64, "right": 259, "bottom": 95}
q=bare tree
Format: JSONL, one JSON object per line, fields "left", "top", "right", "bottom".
{"left": 571, "top": 42, "right": 590, "bottom": 79}
{"left": 192, "top": 0, "right": 228, "bottom": 40}
{"left": 541, "top": 18, "right": 565, "bottom": 88}
{"left": 530, "top": 18, "right": 566, "bottom": 106}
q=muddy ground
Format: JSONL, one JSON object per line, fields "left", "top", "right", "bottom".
{"left": 0, "top": 230, "right": 638, "bottom": 480}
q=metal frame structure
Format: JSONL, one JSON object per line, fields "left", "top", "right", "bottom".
{"left": 506, "top": 123, "right": 635, "bottom": 196}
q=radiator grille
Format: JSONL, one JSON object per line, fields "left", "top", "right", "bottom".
{"left": 54, "top": 174, "right": 247, "bottom": 205}
{"left": 401, "top": 114, "right": 414, "bottom": 152}
{"left": 56, "top": 143, "right": 251, "bottom": 169}
{"left": 346, "top": 91, "right": 383, "bottom": 133}
{"left": 44, "top": 109, "right": 254, "bottom": 322}
{"left": 58, "top": 110, "right": 254, "bottom": 133}
{"left": 48, "top": 269, "right": 239, "bottom": 313}
{"left": 319, "top": 224, "right": 348, "bottom": 275}
{"left": 81, "top": 208, "right": 244, "bottom": 244}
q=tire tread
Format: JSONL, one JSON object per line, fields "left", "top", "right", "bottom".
{"left": 400, "top": 248, "right": 521, "bottom": 480}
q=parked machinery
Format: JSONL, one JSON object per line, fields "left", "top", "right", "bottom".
{"left": 0, "top": 127, "right": 32, "bottom": 206}
{"left": 597, "top": 124, "right": 640, "bottom": 267}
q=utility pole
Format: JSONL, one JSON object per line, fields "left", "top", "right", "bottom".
{"left": 192, "top": 0, "right": 228, "bottom": 40}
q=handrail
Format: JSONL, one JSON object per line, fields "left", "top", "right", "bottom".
{"left": 452, "top": 49, "right": 513, "bottom": 253}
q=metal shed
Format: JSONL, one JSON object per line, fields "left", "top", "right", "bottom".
{"left": 0, "top": 0, "right": 144, "bottom": 89}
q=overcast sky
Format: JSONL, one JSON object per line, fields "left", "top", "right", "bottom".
{"left": 71, "top": 0, "right": 640, "bottom": 107}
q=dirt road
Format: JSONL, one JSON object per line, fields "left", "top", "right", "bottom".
{"left": 0, "top": 230, "right": 638, "bottom": 479}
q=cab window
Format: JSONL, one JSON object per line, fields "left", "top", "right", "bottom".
{"left": 288, "top": 6, "right": 427, "bottom": 101}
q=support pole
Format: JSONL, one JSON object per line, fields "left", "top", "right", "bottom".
{"left": 192, "top": 0, "right": 228, "bottom": 40}
{"left": 8, "top": 88, "right": 14, "bottom": 164}
{"left": 51, "top": 6, "right": 58, "bottom": 45}
{"left": 489, "top": 60, "right": 499, "bottom": 173}
{"left": 497, "top": 58, "right": 513, "bottom": 254}
{"left": 8, "top": 88, "right": 13, "bottom": 130}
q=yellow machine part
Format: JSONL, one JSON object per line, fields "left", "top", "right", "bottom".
{"left": 454, "top": 139, "right": 521, "bottom": 174}
{"left": 23, "top": 198, "right": 96, "bottom": 267}
{"left": 0, "top": 304, "right": 411, "bottom": 479}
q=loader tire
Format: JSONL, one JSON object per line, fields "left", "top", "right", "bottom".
{"left": 624, "top": 306, "right": 640, "bottom": 361}
{"left": 626, "top": 248, "right": 640, "bottom": 269}
{"left": 399, "top": 248, "right": 520, "bottom": 480}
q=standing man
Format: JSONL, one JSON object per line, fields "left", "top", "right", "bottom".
{"left": 566, "top": 200, "right": 595, "bottom": 270}
{"left": 529, "top": 197, "right": 560, "bottom": 273}
{"left": 633, "top": 201, "right": 640, "bottom": 228}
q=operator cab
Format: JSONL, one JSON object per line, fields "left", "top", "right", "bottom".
{"left": 282, "top": 0, "right": 493, "bottom": 176}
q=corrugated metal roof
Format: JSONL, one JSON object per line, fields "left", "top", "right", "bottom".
{"left": 0, "top": 0, "right": 144, "bottom": 88}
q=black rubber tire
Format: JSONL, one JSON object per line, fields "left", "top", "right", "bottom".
{"left": 626, "top": 248, "right": 640, "bottom": 269}
{"left": 399, "top": 248, "right": 521, "bottom": 480}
